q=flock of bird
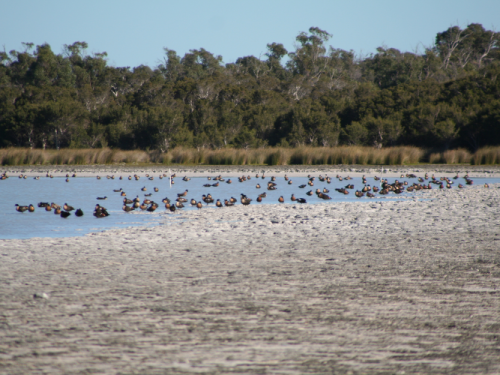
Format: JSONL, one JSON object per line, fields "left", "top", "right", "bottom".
{"left": 5, "top": 170, "right": 487, "bottom": 218}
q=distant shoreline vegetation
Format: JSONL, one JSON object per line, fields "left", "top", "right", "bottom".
{"left": 1, "top": 146, "right": 499, "bottom": 166}
{"left": 1, "top": 25, "right": 499, "bottom": 155}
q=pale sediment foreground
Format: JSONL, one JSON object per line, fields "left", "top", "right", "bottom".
{"left": 1, "top": 184, "right": 500, "bottom": 374}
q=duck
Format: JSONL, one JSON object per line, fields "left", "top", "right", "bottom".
{"left": 97, "top": 196, "right": 107, "bottom": 200}
{"left": 288, "top": 180, "right": 293, "bottom": 185}
{"left": 306, "top": 190, "right": 313, "bottom": 196}
{"left": 278, "top": 196, "right": 284, "bottom": 203}
{"left": 226, "top": 179, "right": 232, "bottom": 184}
{"left": 144, "top": 193, "right": 153, "bottom": 197}
{"left": 141, "top": 186, "right": 147, "bottom": 191}
{"left": 291, "top": 194, "right": 296, "bottom": 201}
{"left": 256, "top": 184, "right": 261, "bottom": 189}
{"left": 60, "top": 211, "right": 71, "bottom": 218}
{"left": 177, "top": 189, "right": 188, "bottom": 197}
{"left": 162, "top": 197, "right": 171, "bottom": 204}
{"left": 93, "top": 204, "right": 109, "bottom": 217}
{"left": 75, "top": 208, "right": 84, "bottom": 216}
{"left": 216, "top": 199, "right": 223, "bottom": 208}
{"left": 202, "top": 194, "right": 214, "bottom": 205}
{"left": 240, "top": 194, "right": 252, "bottom": 205}
{"left": 147, "top": 202, "right": 159, "bottom": 212}
{"left": 296, "top": 198, "right": 307, "bottom": 204}
{"left": 169, "top": 204, "right": 176, "bottom": 213}
{"left": 113, "top": 188, "right": 123, "bottom": 192}
{"left": 196, "top": 201, "right": 203, "bottom": 209}
{"left": 224, "top": 199, "right": 234, "bottom": 207}
{"left": 45, "top": 205, "right": 52, "bottom": 212}
{"left": 15, "top": 204, "right": 29, "bottom": 213}
{"left": 28, "top": 204, "right": 35, "bottom": 212}
{"left": 38, "top": 202, "right": 50, "bottom": 208}
{"left": 191, "top": 198, "right": 197, "bottom": 206}
{"left": 63, "top": 203, "right": 75, "bottom": 211}
{"left": 299, "top": 184, "right": 306, "bottom": 189}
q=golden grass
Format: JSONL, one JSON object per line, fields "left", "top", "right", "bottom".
{"left": 1, "top": 146, "right": 499, "bottom": 166}
{"left": 471, "top": 146, "right": 500, "bottom": 165}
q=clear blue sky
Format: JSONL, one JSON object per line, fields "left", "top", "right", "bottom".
{"left": 1, "top": 0, "right": 499, "bottom": 69}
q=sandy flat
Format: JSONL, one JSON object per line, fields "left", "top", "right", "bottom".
{"left": 1, "top": 169, "right": 500, "bottom": 374}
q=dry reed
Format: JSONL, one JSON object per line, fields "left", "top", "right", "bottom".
{"left": 1, "top": 146, "right": 499, "bottom": 166}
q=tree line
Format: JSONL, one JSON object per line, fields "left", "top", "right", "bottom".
{"left": 1, "top": 24, "right": 499, "bottom": 152}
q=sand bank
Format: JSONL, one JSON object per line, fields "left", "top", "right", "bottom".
{"left": 1, "top": 181, "right": 500, "bottom": 374}
{"left": 4, "top": 164, "right": 500, "bottom": 178}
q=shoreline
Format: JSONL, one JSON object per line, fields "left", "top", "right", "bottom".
{"left": 1, "top": 181, "right": 499, "bottom": 373}
{"left": 3, "top": 164, "right": 500, "bottom": 178}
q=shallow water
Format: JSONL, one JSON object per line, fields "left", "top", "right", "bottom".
{"left": 1, "top": 173, "right": 498, "bottom": 239}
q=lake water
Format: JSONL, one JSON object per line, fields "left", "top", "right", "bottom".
{"left": 1, "top": 173, "right": 498, "bottom": 240}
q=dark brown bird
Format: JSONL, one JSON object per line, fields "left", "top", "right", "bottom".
{"left": 15, "top": 204, "right": 29, "bottom": 213}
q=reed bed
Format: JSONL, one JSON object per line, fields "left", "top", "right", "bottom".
{"left": 1, "top": 146, "right": 499, "bottom": 166}
{"left": 471, "top": 146, "right": 500, "bottom": 165}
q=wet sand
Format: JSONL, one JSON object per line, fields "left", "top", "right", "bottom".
{"left": 1, "top": 167, "right": 500, "bottom": 374}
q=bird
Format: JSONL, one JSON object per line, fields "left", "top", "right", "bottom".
{"left": 240, "top": 194, "right": 252, "bottom": 205}
{"left": 224, "top": 199, "right": 234, "bottom": 207}
{"left": 196, "top": 201, "right": 203, "bottom": 209}
{"left": 93, "top": 204, "right": 109, "bottom": 218}
{"left": 299, "top": 184, "right": 306, "bottom": 189}
{"left": 278, "top": 196, "right": 284, "bottom": 203}
{"left": 63, "top": 203, "right": 75, "bottom": 211}
{"left": 147, "top": 202, "right": 159, "bottom": 212}
{"left": 75, "top": 208, "right": 84, "bottom": 216}
{"left": 216, "top": 199, "right": 223, "bottom": 208}
{"left": 60, "top": 211, "right": 71, "bottom": 218}
{"left": 15, "top": 204, "right": 29, "bottom": 213}
{"left": 97, "top": 196, "right": 107, "bottom": 200}
{"left": 296, "top": 198, "right": 307, "bottom": 204}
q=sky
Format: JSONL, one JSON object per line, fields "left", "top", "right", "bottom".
{"left": 1, "top": 0, "right": 499, "bottom": 69}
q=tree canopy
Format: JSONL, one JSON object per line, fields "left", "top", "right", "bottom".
{"left": 1, "top": 24, "right": 500, "bottom": 152}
